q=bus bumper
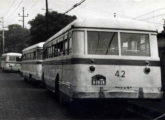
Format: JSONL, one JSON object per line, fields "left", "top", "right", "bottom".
{"left": 72, "top": 91, "right": 163, "bottom": 99}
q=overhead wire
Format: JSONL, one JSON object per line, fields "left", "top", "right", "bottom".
{"left": 139, "top": 13, "right": 165, "bottom": 21}
{"left": 5, "top": 0, "right": 23, "bottom": 19}
{"left": 121, "top": 14, "right": 164, "bottom": 25}
{"left": 134, "top": 7, "right": 165, "bottom": 19}
{"left": 6, "top": 0, "right": 24, "bottom": 25}
{"left": 3, "top": 0, "right": 17, "bottom": 18}
{"left": 6, "top": 0, "right": 24, "bottom": 19}
{"left": 125, "top": 6, "right": 165, "bottom": 28}
{"left": 2, "top": 0, "right": 164, "bottom": 29}
{"left": 28, "top": 0, "right": 41, "bottom": 11}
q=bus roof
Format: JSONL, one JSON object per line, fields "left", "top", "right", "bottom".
{"left": 22, "top": 42, "right": 45, "bottom": 52}
{"left": 45, "top": 17, "right": 157, "bottom": 44}
{"left": 2, "top": 53, "right": 22, "bottom": 56}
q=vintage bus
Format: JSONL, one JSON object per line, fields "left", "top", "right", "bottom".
{"left": 21, "top": 42, "right": 44, "bottom": 82}
{"left": 1, "top": 53, "right": 22, "bottom": 72}
{"left": 43, "top": 17, "right": 163, "bottom": 103}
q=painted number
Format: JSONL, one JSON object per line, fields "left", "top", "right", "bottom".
{"left": 115, "top": 70, "right": 125, "bottom": 78}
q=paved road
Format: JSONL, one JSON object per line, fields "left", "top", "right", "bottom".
{"left": 0, "top": 70, "right": 139, "bottom": 120}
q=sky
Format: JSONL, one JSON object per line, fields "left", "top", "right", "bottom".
{"left": 0, "top": 0, "right": 165, "bottom": 32}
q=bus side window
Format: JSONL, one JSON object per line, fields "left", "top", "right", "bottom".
{"left": 51, "top": 45, "right": 54, "bottom": 57}
{"left": 50, "top": 46, "right": 53, "bottom": 58}
{"left": 31, "top": 52, "right": 33, "bottom": 60}
{"left": 34, "top": 51, "right": 36, "bottom": 60}
{"left": 28, "top": 53, "right": 30, "bottom": 60}
{"left": 48, "top": 47, "right": 51, "bottom": 58}
{"left": 31, "top": 53, "right": 33, "bottom": 60}
{"left": 43, "top": 48, "right": 46, "bottom": 59}
{"left": 23, "top": 54, "right": 25, "bottom": 60}
{"left": 29, "top": 53, "right": 31, "bottom": 60}
{"left": 45, "top": 48, "right": 47, "bottom": 58}
{"left": 54, "top": 45, "right": 58, "bottom": 57}
{"left": 47, "top": 47, "right": 49, "bottom": 58}
{"left": 56, "top": 42, "right": 63, "bottom": 56}
{"left": 50, "top": 46, "right": 52, "bottom": 58}
{"left": 46, "top": 48, "right": 48, "bottom": 58}
{"left": 37, "top": 49, "right": 42, "bottom": 59}
{"left": 61, "top": 42, "right": 64, "bottom": 55}
{"left": 68, "top": 32, "right": 72, "bottom": 54}
{"left": 68, "top": 37, "right": 72, "bottom": 54}
{"left": 63, "top": 40, "right": 68, "bottom": 55}
{"left": 53, "top": 45, "right": 56, "bottom": 57}
{"left": 52, "top": 45, "right": 56, "bottom": 57}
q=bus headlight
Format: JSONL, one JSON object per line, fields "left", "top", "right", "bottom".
{"left": 89, "top": 66, "right": 95, "bottom": 72}
{"left": 144, "top": 67, "right": 151, "bottom": 74}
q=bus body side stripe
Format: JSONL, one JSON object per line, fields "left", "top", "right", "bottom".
{"left": 43, "top": 58, "right": 160, "bottom": 66}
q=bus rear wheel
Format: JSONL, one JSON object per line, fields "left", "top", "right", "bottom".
{"left": 28, "top": 74, "right": 32, "bottom": 83}
{"left": 54, "top": 75, "right": 68, "bottom": 105}
{"left": 2, "top": 68, "right": 5, "bottom": 72}
{"left": 24, "top": 77, "right": 28, "bottom": 82}
{"left": 59, "top": 92, "right": 66, "bottom": 105}
{"left": 55, "top": 75, "right": 60, "bottom": 100}
{"left": 41, "top": 73, "right": 46, "bottom": 88}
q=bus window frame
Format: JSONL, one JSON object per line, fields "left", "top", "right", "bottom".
{"left": 120, "top": 31, "right": 151, "bottom": 57}
{"left": 85, "top": 29, "right": 152, "bottom": 58}
{"left": 86, "top": 30, "right": 119, "bottom": 56}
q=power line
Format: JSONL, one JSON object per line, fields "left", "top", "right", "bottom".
{"left": 139, "top": 13, "right": 165, "bottom": 21}
{"left": 64, "top": 0, "right": 86, "bottom": 14}
{"left": 5, "top": 0, "right": 24, "bottom": 19}
{"left": 6, "top": 0, "right": 24, "bottom": 26}
{"left": 134, "top": 7, "right": 165, "bottom": 19}
{"left": 3, "top": 0, "right": 17, "bottom": 18}
{"left": 28, "top": 0, "right": 41, "bottom": 12}
{"left": 121, "top": 15, "right": 164, "bottom": 26}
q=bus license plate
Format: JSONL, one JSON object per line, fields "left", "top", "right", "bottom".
{"left": 92, "top": 75, "right": 106, "bottom": 85}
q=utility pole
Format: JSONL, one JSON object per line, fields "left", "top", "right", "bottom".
{"left": 114, "top": 13, "right": 116, "bottom": 18}
{"left": 45, "top": 0, "right": 49, "bottom": 37}
{"left": 163, "top": 19, "right": 165, "bottom": 30}
{"left": 18, "top": 7, "right": 28, "bottom": 28}
{"left": 0, "top": 17, "right": 5, "bottom": 53}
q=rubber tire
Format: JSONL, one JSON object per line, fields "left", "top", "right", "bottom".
{"left": 41, "top": 74, "right": 46, "bottom": 88}
{"left": 55, "top": 75, "right": 60, "bottom": 101}
{"left": 24, "top": 77, "right": 28, "bottom": 82}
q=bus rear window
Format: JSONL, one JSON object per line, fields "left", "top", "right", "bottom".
{"left": 88, "top": 31, "right": 118, "bottom": 55}
{"left": 120, "top": 33, "right": 150, "bottom": 56}
{"left": 9, "top": 56, "right": 16, "bottom": 61}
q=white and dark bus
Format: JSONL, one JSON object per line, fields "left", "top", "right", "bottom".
{"left": 43, "top": 17, "right": 163, "bottom": 103}
{"left": 21, "top": 42, "right": 44, "bottom": 82}
{"left": 1, "top": 53, "right": 22, "bottom": 72}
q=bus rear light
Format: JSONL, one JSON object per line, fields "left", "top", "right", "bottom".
{"left": 144, "top": 67, "right": 151, "bottom": 74}
{"left": 89, "top": 66, "right": 95, "bottom": 72}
